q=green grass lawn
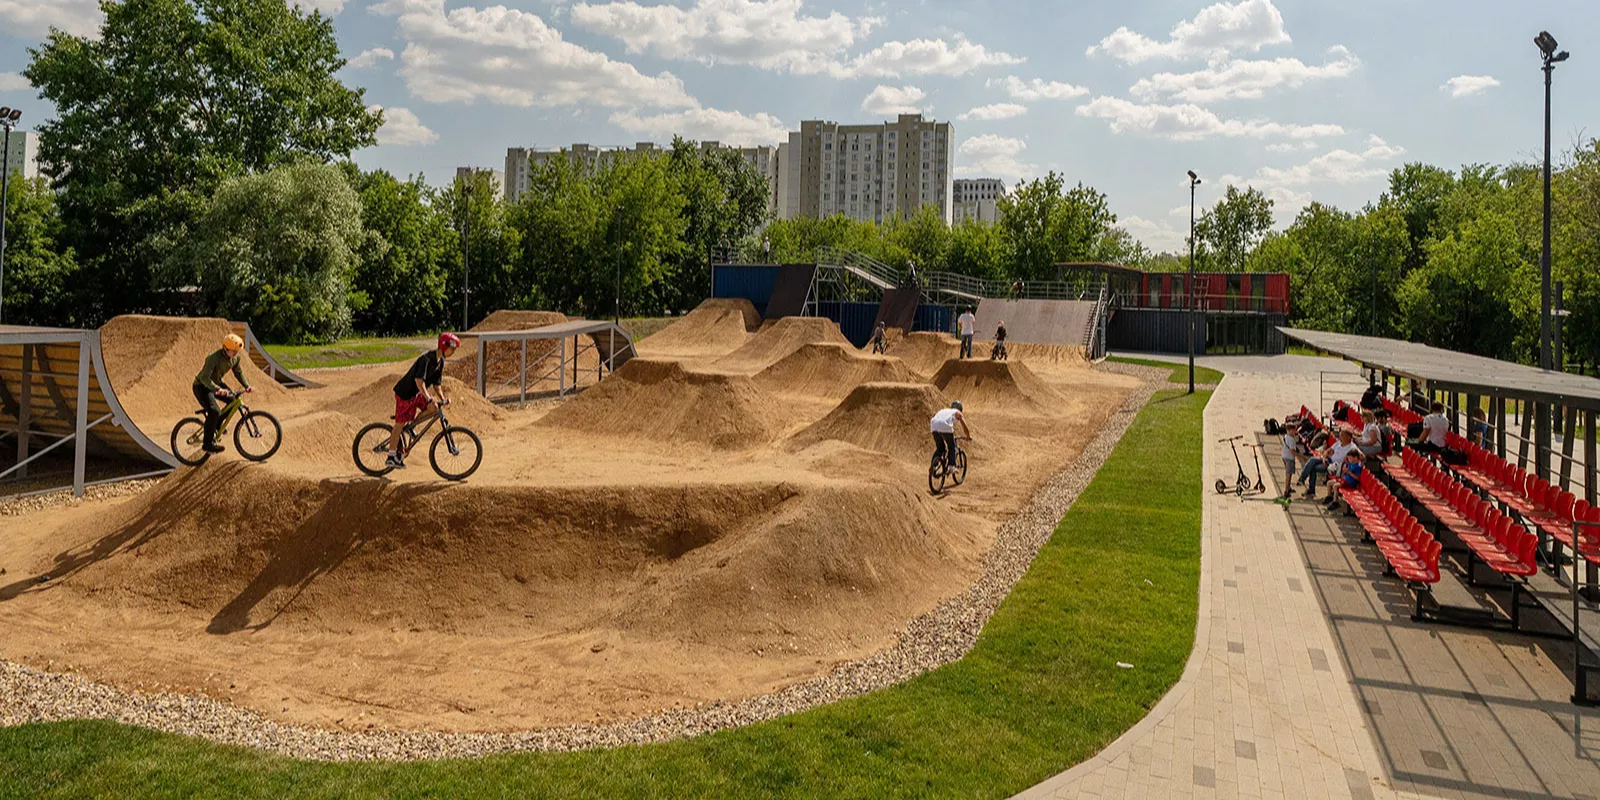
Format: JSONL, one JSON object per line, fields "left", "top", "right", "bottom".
{"left": 263, "top": 339, "right": 429, "bottom": 370}
{"left": 0, "top": 389, "right": 1209, "bottom": 800}
{"left": 1109, "top": 356, "right": 1225, "bottom": 386}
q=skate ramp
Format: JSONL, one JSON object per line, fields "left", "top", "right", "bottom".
{"left": 753, "top": 343, "right": 916, "bottom": 399}
{"left": 638, "top": 298, "right": 760, "bottom": 357}
{"left": 789, "top": 382, "right": 952, "bottom": 461}
{"left": 930, "top": 359, "right": 1064, "bottom": 414}
{"left": 229, "top": 322, "right": 322, "bottom": 389}
{"left": 974, "top": 299, "right": 1097, "bottom": 346}
{"left": 873, "top": 287, "right": 920, "bottom": 333}
{"left": 100, "top": 315, "right": 293, "bottom": 435}
{"left": 715, "top": 316, "right": 853, "bottom": 372}
{"left": 763, "top": 263, "right": 818, "bottom": 319}
{"left": 536, "top": 358, "right": 784, "bottom": 450}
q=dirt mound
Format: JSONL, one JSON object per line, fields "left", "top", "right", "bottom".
{"left": 638, "top": 299, "right": 760, "bottom": 357}
{"left": 537, "top": 359, "right": 784, "bottom": 449}
{"left": 1004, "top": 342, "right": 1089, "bottom": 367}
{"left": 469, "top": 310, "right": 569, "bottom": 333}
{"left": 99, "top": 315, "right": 294, "bottom": 434}
{"left": 930, "top": 359, "right": 1064, "bottom": 414}
{"left": 753, "top": 343, "right": 917, "bottom": 399}
{"left": 789, "top": 382, "right": 951, "bottom": 461}
{"left": 887, "top": 331, "right": 962, "bottom": 376}
{"left": 324, "top": 374, "right": 506, "bottom": 434}
{"left": 716, "top": 317, "right": 853, "bottom": 372}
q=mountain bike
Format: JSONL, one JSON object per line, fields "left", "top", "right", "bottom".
{"left": 990, "top": 341, "right": 1009, "bottom": 361}
{"left": 872, "top": 333, "right": 888, "bottom": 354}
{"left": 928, "top": 436, "right": 970, "bottom": 495}
{"left": 352, "top": 400, "right": 483, "bottom": 481}
{"left": 171, "top": 389, "right": 282, "bottom": 466}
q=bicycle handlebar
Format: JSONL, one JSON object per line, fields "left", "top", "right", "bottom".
{"left": 1218, "top": 435, "right": 1244, "bottom": 442}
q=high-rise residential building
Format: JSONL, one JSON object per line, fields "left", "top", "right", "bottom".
{"left": 502, "top": 142, "right": 780, "bottom": 214}
{"left": 2, "top": 130, "right": 40, "bottom": 180}
{"left": 455, "top": 166, "right": 504, "bottom": 196}
{"left": 778, "top": 114, "right": 954, "bottom": 225}
{"left": 953, "top": 178, "right": 1007, "bottom": 225}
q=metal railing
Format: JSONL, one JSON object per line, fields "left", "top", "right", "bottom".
{"left": 815, "top": 247, "right": 899, "bottom": 290}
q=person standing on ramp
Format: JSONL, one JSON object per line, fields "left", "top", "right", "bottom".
{"left": 192, "top": 333, "right": 252, "bottom": 454}
{"left": 957, "top": 307, "right": 976, "bottom": 359}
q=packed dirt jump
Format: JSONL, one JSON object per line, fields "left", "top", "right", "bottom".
{"left": 0, "top": 307, "right": 1139, "bottom": 735}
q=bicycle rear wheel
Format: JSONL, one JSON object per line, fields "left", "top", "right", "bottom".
{"left": 430, "top": 426, "right": 483, "bottom": 481}
{"left": 235, "top": 410, "right": 282, "bottom": 462}
{"left": 928, "top": 457, "right": 948, "bottom": 495}
{"left": 951, "top": 449, "right": 968, "bottom": 486}
{"left": 353, "top": 422, "right": 397, "bottom": 477}
{"left": 171, "top": 417, "right": 210, "bottom": 466}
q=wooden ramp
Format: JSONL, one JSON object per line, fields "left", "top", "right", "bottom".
{"left": 973, "top": 299, "right": 1098, "bottom": 346}
{"left": 229, "top": 322, "right": 323, "bottom": 389}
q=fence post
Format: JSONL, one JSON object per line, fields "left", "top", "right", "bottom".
{"left": 17, "top": 344, "right": 30, "bottom": 478}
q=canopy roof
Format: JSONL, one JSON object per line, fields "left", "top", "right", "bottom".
{"left": 1278, "top": 327, "right": 1600, "bottom": 412}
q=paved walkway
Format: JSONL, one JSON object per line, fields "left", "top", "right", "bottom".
{"left": 1024, "top": 356, "right": 1402, "bottom": 799}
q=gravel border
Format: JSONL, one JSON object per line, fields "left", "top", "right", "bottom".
{"left": 0, "top": 363, "right": 1166, "bottom": 762}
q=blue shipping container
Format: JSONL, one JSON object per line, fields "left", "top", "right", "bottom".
{"left": 713, "top": 265, "right": 783, "bottom": 319}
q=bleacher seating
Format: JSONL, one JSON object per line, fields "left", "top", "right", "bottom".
{"left": 1438, "top": 430, "right": 1594, "bottom": 566}
{"left": 1341, "top": 470, "right": 1441, "bottom": 588}
{"left": 1387, "top": 449, "right": 1538, "bottom": 580}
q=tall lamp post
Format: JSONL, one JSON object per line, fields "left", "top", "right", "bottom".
{"left": 460, "top": 179, "right": 473, "bottom": 331}
{"left": 1536, "top": 31, "right": 1568, "bottom": 370}
{"left": 1187, "top": 170, "right": 1201, "bottom": 395}
{"left": 0, "top": 107, "right": 21, "bottom": 325}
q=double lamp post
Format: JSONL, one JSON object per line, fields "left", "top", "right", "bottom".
{"left": 0, "top": 106, "right": 21, "bottom": 324}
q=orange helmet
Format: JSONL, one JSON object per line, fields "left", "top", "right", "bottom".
{"left": 222, "top": 333, "right": 244, "bottom": 352}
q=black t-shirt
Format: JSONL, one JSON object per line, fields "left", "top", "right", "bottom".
{"left": 394, "top": 351, "right": 443, "bottom": 401}
{"left": 996, "top": 324, "right": 1007, "bottom": 342}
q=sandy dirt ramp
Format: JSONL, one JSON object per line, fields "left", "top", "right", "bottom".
{"left": 536, "top": 358, "right": 784, "bottom": 450}
{"left": 638, "top": 299, "right": 760, "bottom": 357}
{"left": 753, "top": 343, "right": 917, "bottom": 399}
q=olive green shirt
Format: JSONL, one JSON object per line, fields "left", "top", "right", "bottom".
{"left": 194, "top": 349, "right": 250, "bottom": 392}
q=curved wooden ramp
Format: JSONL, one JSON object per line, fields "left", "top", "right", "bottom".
{"left": 229, "top": 322, "right": 323, "bottom": 389}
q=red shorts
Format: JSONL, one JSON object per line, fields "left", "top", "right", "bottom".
{"left": 394, "top": 393, "right": 431, "bottom": 426}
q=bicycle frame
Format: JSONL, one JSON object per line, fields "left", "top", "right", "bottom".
{"left": 398, "top": 405, "right": 452, "bottom": 454}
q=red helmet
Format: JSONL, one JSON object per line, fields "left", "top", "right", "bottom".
{"left": 438, "top": 332, "right": 461, "bottom": 350}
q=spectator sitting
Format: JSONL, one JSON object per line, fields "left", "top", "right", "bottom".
{"left": 1360, "top": 383, "right": 1384, "bottom": 411}
{"left": 1324, "top": 448, "right": 1367, "bottom": 509}
{"left": 1355, "top": 410, "right": 1383, "bottom": 457}
{"left": 1415, "top": 401, "right": 1449, "bottom": 454}
{"left": 1299, "top": 427, "right": 1358, "bottom": 500}
{"left": 1468, "top": 407, "right": 1490, "bottom": 447}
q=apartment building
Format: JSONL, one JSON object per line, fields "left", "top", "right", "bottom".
{"left": 778, "top": 114, "right": 954, "bottom": 225}
{"left": 454, "top": 166, "right": 504, "bottom": 196}
{"left": 2, "top": 130, "right": 40, "bottom": 180}
{"left": 952, "top": 178, "right": 1007, "bottom": 224}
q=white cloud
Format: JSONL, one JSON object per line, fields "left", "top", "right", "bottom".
{"left": 840, "top": 36, "right": 1022, "bottom": 78}
{"left": 346, "top": 47, "right": 396, "bottom": 69}
{"left": 959, "top": 102, "right": 1027, "bottom": 121}
{"left": 370, "top": 106, "right": 439, "bottom": 146}
{"left": 1088, "top": 0, "right": 1289, "bottom": 63}
{"left": 0, "top": 72, "right": 29, "bottom": 92}
{"left": 610, "top": 106, "right": 787, "bottom": 145}
{"left": 1235, "top": 135, "right": 1406, "bottom": 196}
{"left": 1074, "top": 96, "right": 1342, "bottom": 141}
{"left": 1130, "top": 46, "right": 1358, "bottom": 103}
{"left": 0, "top": 0, "right": 102, "bottom": 37}
{"left": 1443, "top": 74, "right": 1499, "bottom": 98}
{"left": 861, "top": 85, "right": 926, "bottom": 115}
{"left": 373, "top": 0, "right": 695, "bottom": 109}
{"left": 1120, "top": 215, "right": 1188, "bottom": 253}
{"left": 569, "top": 0, "right": 872, "bottom": 74}
{"left": 955, "top": 134, "right": 1034, "bottom": 180}
{"left": 1265, "top": 141, "right": 1319, "bottom": 153}
{"left": 988, "top": 76, "right": 1088, "bottom": 101}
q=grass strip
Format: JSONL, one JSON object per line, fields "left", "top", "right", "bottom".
{"left": 1108, "top": 356, "right": 1224, "bottom": 386}
{"left": 263, "top": 339, "right": 428, "bottom": 370}
{"left": 0, "top": 389, "right": 1208, "bottom": 800}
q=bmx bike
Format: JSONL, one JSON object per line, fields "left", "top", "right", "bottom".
{"left": 990, "top": 341, "right": 1009, "bottom": 361}
{"left": 928, "top": 436, "right": 970, "bottom": 495}
{"left": 1215, "top": 435, "right": 1266, "bottom": 496}
{"left": 352, "top": 401, "right": 483, "bottom": 481}
{"left": 171, "top": 389, "right": 282, "bottom": 466}
{"left": 872, "top": 335, "right": 888, "bottom": 354}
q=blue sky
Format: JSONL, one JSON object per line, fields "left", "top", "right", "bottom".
{"left": 2, "top": 0, "right": 1598, "bottom": 252}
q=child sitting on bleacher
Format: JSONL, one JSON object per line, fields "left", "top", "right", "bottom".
{"left": 1324, "top": 448, "right": 1366, "bottom": 509}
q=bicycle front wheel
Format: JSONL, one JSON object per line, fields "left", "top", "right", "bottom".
{"left": 353, "top": 422, "right": 397, "bottom": 477}
{"left": 951, "top": 449, "right": 968, "bottom": 486}
{"left": 235, "top": 410, "right": 282, "bottom": 462}
{"left": 430, "top": 426, "right": 483, "bottom": 481}
{"left": 171, "top": 418, "right": 210, "bottom": 466}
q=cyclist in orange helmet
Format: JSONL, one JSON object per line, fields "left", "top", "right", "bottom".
{"left": 192, "top": 333, "right": 252, "bottom": 453}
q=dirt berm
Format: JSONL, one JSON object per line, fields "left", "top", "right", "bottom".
{"left": 789, "top": 382, "right": 953, "bottom": 461}
{"left": 715, "top": 317, "right": 853, "bottom": 371}
{"left": 639, "top": 298, "right": 760, "bottom": 357}
{"left": 535, "top": 358, "right": 784, "bottom": 450}
{"left": 888, "top": 331, "right": 965, "bottom": 377}
{"left": 753, "top": 343, "right": 917, "bottom": 399}
{"left": 99, "top": 315, "right": 294, "bottom": 434}
{"left": 446, "top": 310, "right": 587, "bottom": 392}
{"left": 930, "top": 359, "right": 1064, "bottom": 414}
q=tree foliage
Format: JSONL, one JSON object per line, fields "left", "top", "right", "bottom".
{"left": 1195, "top": 185, "right": 1274, "bottom": 272}
{"left": 0, "top": 176, "right": 80, "bottom": 326}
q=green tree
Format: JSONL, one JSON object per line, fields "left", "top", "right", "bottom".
{"left": 25, "top": 0, "right": 381, "bottom": 322}
{"left": 439, "top": 171, "right": 523, "bottom": 328}
{"left": 1397, "top": 208, "right": 1535, "bottom": 360}
{"left": 886, "top": 205, "right": 951, "bottom": 272}
{"left": 663, "top": 140, "right": 771, "bottom": 313}
{"left": 349, "top": 168, "right": 456, "bottom": 334}
{"left": 1383, "top": 163, "right": 1456, "bottom": 274}
{"left": 173, "top": 162, "right": 366, "bottom": 343}
{"left": 1194, "top": 185, "right": 1274, "bottom": 272}
{"left": 997, "top": 173, "right": 1133, "bottom": 281}
{"left": 944, "top": 219, "right": 1005, "bottom": 281}
{"left": 0, "top": 175, "right": 80, "bottom": 326}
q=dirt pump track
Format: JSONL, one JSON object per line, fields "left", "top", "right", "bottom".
{"left": 0, "top": 305, "right": 1137, "bottom": 737}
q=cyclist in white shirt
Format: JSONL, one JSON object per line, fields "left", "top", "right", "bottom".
{"left": 957, "top": 308, "right": 976, "bottom": 358}
{"left": 930, "top": 401, "right": 972, "bottom": 475}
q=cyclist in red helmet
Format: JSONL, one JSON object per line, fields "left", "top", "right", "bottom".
{"left": 386, "top": 332, "right": 459, "bottom": 469}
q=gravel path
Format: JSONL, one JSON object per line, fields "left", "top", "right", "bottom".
{"left": 0, "top": 363, "right": 1167, "bottom": 762}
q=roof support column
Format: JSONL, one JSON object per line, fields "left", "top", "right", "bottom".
{"left": 1587, "top": 410, "right": 1597, "bottom": 507}
{"left": 1521, "top": 402, "right": 1533, "bottom": 469}
{"left": 73, "top": 341, "right": 89, "bottom": 497}
{"left": 16, "top": 343, "right": 30, "bottom": 479}
{"left": 1536, "top": 401, "right": 1553, "bottom": 480}
{"left": 1495, "top": 396, "right": 1508, "bottom": 461}
{"left": 1560, "top": 405, "right": 1577, "bottom": 491}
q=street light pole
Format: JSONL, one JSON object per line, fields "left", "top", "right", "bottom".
{"left": 614, "top": 205, "right": 622, "bottom": 325}
{"left": 0, "top": 107, "right": 20, "bottom": 325}
{"left": 1187, "top": 170, "right": 1201, "bottom": 395}
{"left": 1536, "top": 31, "right": 1569, "bottom": 371}
{"left": 461, "top": 180, "right": 473, "bottom": 331}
